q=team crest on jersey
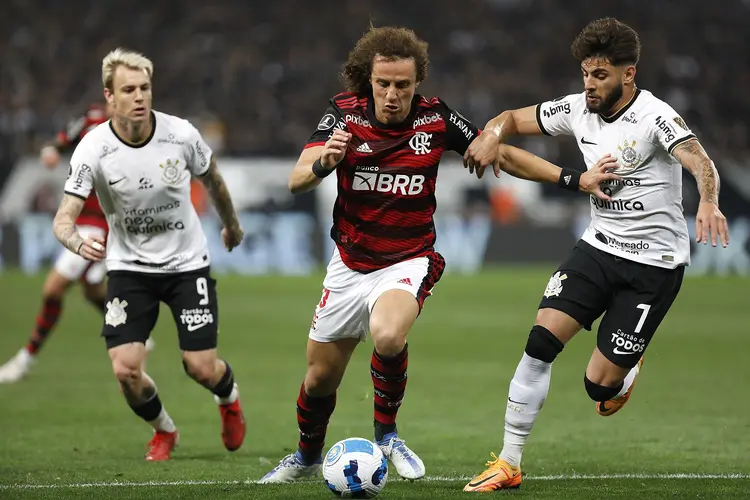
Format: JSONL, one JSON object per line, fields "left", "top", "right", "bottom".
{"left": 409, "top": 132, "right": 432, "bottom": 155}
{"left": 543, "top": 272, "right": 567, "bottom": 298}
{"left": 616, "top": 140, "right": 644, "bottom": 170}
{"left": 105, "top": 298, "right": 128, "bottom": 327}
{"left": 160, "top": 158, "right": 187, "bottom": 185}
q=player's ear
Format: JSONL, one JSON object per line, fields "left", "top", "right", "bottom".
{"left": 622, "top": 65, "right": 636, "bottom": 85}
{"left": 104, "top": 88, "right": 114, "bottom": 105}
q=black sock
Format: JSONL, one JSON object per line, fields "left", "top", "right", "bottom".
{"left": 212, "top": 361, "right": 234, "bottom": 399}
{"left": 129, "top": 393, "right": 163, "bottom": 422}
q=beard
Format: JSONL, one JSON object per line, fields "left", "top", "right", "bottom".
{"left": 586, "top": 84, "right": 623, "bottom": 116}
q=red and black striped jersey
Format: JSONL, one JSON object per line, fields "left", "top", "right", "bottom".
{"left": 305, "top": 92, "right": 480, "bottom": 273}
{"left": 58, "top": 104, "right": 109, "bottom": 231}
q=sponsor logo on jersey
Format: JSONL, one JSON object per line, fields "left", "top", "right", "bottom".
{"left": 352, "top": 172, "right": 426, "bottom": 195}
{"left": 622, "top": 111, "right": 638, "bottom": 124}
{"left": 599, "top": 233, "right": 651, "bottom": 255}
{"left": 591, "top": 196, "right": 645, "bottom": 212}
{"left": 124, "top": 201, "right": 181, "bottom": 217}
{"left": 654, "top": 115, "right": 676, "bottom": 143}
{"left": 157, "top": 133, "right": 185, "bottom": 145}
{"left": 194, "top": 140, "right": 208, "bottom": 168}
{"left": 99, "top": 144, "right": 119, "bottom": 159}
{"left": 124, "top": 215, "right": 185, "bottom": 234}
{"left": 72, "top": 164, "right": 91, "bottom": 191}
{"left": 543, "top": 100, "right": 571, "bottom": 118}
{"left": 409, "top": 132, "right": 432, "bottom": 155}
{"left": 610, "top": 329, "right": 645, "bottom": 356}
{"left": 448, "top": 113, "right": 474, "bottom": 140}
{"left": 345, "top": 114, "right": 371, "bottom": 128}
{"left": 413, "top": 113, "right": 443, "bottom": 129}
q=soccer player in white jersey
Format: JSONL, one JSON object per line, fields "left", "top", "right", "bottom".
{"left": 461, "top": 18, "right": 730, "bottom": 492}
{"left": 52, "top": 48, "right": 246, "bottom": 461}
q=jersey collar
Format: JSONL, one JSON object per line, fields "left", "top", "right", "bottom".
{"left": 109, "top": 111, "right": 157, "bottom": 148}
{"left": 601, "top": 88, "right": 641, "bottom": 124}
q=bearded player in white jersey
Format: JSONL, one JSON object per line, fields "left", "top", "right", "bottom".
{"left": 461, "top": 18, "right": 730, "bottom": 492}
{"left": 53, "top": 48, "right": 246, "bottom": 461}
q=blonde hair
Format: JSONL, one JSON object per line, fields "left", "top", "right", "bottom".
{"left": 102, "top": 48, "right": 154, "bottom": 90}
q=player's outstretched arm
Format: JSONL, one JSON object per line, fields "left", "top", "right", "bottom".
{"left": 497, "top": 145, "right": 621, "bottom": 201}
{"left": 672, "top": 139, "right": 730, "bottom": 247}
{"left": 199, "top": 158, "right": 244, "bottom": 251}
{"left": 53, "top": 194, "right": 105, "bottom": 261}
{"left": 464, "top": 105, "right": 541, "bottom": 178}
{"left": 288, "top": 129, "right": 351, "bottom": 194}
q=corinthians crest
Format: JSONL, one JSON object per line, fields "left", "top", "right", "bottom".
{"left": 160, "top": 158, "right": 187, "bottom": 185}
{"left": 543, "top": 271, "right": 567, "bottom": 298}
{"left": 616, "top": 139, "right": 644, "bottom": 170}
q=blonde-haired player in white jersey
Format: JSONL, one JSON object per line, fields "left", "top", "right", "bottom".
{"left": 52, "top": 48, "right": 246, "bottom": 461}
{"left": 461, "top": 18, "right": 730, "bottom": 492}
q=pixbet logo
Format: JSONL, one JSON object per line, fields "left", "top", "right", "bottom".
{"left": 180, "top": 308, "right": 214, "bottom": 332}
{"left": 413, "top": 113, "right": 442, "bottom": 129}
{"left": 352, "top": 172, "right": 425, "bottom": 195}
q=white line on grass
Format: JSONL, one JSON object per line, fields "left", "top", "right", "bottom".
{"left": 2, "top": 473, "right": 749, "bottom": 489}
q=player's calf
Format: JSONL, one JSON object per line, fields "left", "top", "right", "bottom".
{"left": 182, "top": 353, "right": 246, "bottom": 451}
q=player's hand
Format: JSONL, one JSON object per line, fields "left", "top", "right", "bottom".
{"left": 320, "top": 130, "right": 352, "bottom": 170}
{"left": 696, "top": 201, "right": 729, "bottom": 247}
{"left": 40, "top": 146, "right": 61, "bottom": 169}
{"left": 222, "top": 225, "right": 244, "bottom": 252}
{"left": 579, "top": 154, "right": 622, "bottom": 201}
{"left": 463, "top": 131, "right": 501, "bottom": 179}
{"left": 78, "top": 235, "right": 106, "bottom": 262}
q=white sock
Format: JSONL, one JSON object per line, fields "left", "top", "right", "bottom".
{"left": 614, "top": 365, "right": 639, "bottom": 399}
{"left": 500, "top": 353, "right": 552, "bottom": 468}
{"left": 216, "top": 383, "right": 238, "bottom": 405}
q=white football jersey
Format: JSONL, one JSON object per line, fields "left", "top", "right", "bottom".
{"left": 64, "top": 111, "right": 214, "bottom": 273}
{"left": 537, "top": 89, "right": 696, "bottom": 268}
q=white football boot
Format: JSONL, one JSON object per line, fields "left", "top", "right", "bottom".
{"left": 377, "top": 434, "right": 425, "bottom": 479}
{"left": 0, "top": 348, "right": 35, "bottom": 384}
{"left": 258, "top": 452, "right": 322, "bottom": 484}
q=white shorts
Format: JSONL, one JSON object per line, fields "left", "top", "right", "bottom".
{"left": 54, "top": 226, "right": 107, "bottom": 285}
{"left": 308, "top": 248, "right": 445, "bottom": 343}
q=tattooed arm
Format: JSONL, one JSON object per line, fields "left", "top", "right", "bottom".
{"left": 53, "top": 194, "right": 86, "bottom": 253}
{"left": 672, "top": 139, "right": 730, "bottom": 247}
{"left": 199, "top": 158, "right": 243, "bottom": 250}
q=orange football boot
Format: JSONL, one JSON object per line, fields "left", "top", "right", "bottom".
{"left": 464, "top": 453, "right": 522, "bottom": 492}
{"left": 145, "top": 430, "right": 178, "bottom": 461}
{"left": 597, "top": 356, "right": 644, "bottom": 417}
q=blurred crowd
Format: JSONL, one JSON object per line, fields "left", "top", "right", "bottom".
{"left": 0, "top": 0, "right": 748, "bottom": 171}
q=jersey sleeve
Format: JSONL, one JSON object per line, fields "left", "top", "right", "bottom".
{"left": 304, "top": 104, "right": 346, "bottom": 149}
{"left": 184, "top": 123, "right": 214, "bottom": 177}
{"left": 648, "top": 103, "right": 696, "bottom": 155}
{"left": 535, "top": 93, "right": 583, "bottom": 137}
{"left": 64, "top": 139, "right": 98, "bottom": 200}
{"left": 437, "top": 101, "right": 481, "bottom": 154}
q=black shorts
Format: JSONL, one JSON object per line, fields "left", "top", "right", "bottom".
{"left": 102, "top": 267, "right": 219, "bottom": 351}
{"left": 539, "top": 240, "right": 684, "bottom": 369}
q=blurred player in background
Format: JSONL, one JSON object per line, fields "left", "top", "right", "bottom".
{"left": 0, "top": 102, "right": 153, "bottom": 384}
{"left": 260, "top": 25, "right": 618, "bottom": 485}
{"left": 53, "top": 48, "right": 245, "bottom": 460}
{"left": 462, "top": 18, "right": 730, "bottom": 492}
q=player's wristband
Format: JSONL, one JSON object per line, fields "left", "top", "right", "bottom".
{"left": 557, "top": 168, "right": 581, "bottom": 192}
{"left": 75, "top": 241, "right": 84, "bottom": 255}
{"left": 312, "top": 158, "right": 334, "bottom": 179}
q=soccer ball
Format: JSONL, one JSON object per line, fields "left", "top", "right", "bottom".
{"left": 323, "top": 437, "right": 388, "bottom": 498}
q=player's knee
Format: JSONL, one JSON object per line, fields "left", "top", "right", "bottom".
{"left": 583, "top": 375, "right": 622, "bottom": 402}
{"left": 112, "top": 360, "right": 142, "bottom": 387}
{"left": 525, "top": 325, "right": 565, "bottom": 363}
{"left": 370, "top": 322, "right": 407, "bottom": 357}
{"left": 182, "top": 358, "right": 216, "bottom": 386}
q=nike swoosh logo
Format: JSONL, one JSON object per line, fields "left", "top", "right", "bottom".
{"left": 108, "top": 177, "right": 126, "bottom": 185}
{"left": 580, "top": 137, "right": 597, "bottom": 145}
{"left": 612, "top": 348, "right": 638, "bottom": 355}
{"left": 187, "top": 322, "right": 208, "bottom": 332}
{"left": 598, "top": 401, "right": 611, "bottom": 413}
{"left": 468, "top": 473, "right": 499, "bottom": 488}
{"left": 508, "top": 398, "right": 528, "bottom": 405}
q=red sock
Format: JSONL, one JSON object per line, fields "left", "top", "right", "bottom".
{"left": 296, "top": 382, "right": 336, "bottom": 464}
{"left": 26, "top": 298, "right": 62, "bottom": 355}
{"left": 371, "top": 345, "right": 408, "bottom": 440}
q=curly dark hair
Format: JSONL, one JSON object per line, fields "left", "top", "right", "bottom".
{"left": 341, "top": 26, "right": 429, "bottom": 94}
{"left": 571, "top": 18, "right": 641, "bottom": 66}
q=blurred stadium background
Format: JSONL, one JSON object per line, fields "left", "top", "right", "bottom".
{"left": 0, "top": 1, "right": 748, "bottom": 498}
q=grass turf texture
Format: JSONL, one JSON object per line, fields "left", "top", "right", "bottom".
{"left": 0, "top": 268, "right": 748, "bottom": 499}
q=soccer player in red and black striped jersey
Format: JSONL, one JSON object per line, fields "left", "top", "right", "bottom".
{"left": 0, "top": 102, "right": 152, "bottom": 383}
{"left": 260, "top": 26, "right": 615, "bottom": 486}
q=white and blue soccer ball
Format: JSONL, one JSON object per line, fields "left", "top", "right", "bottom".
{"left": 323, "top": 438, "right": 388, "bottom": 498}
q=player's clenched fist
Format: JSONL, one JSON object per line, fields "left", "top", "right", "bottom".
{"left": 320, "top": 130, "right": 352, "bottom": 170}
